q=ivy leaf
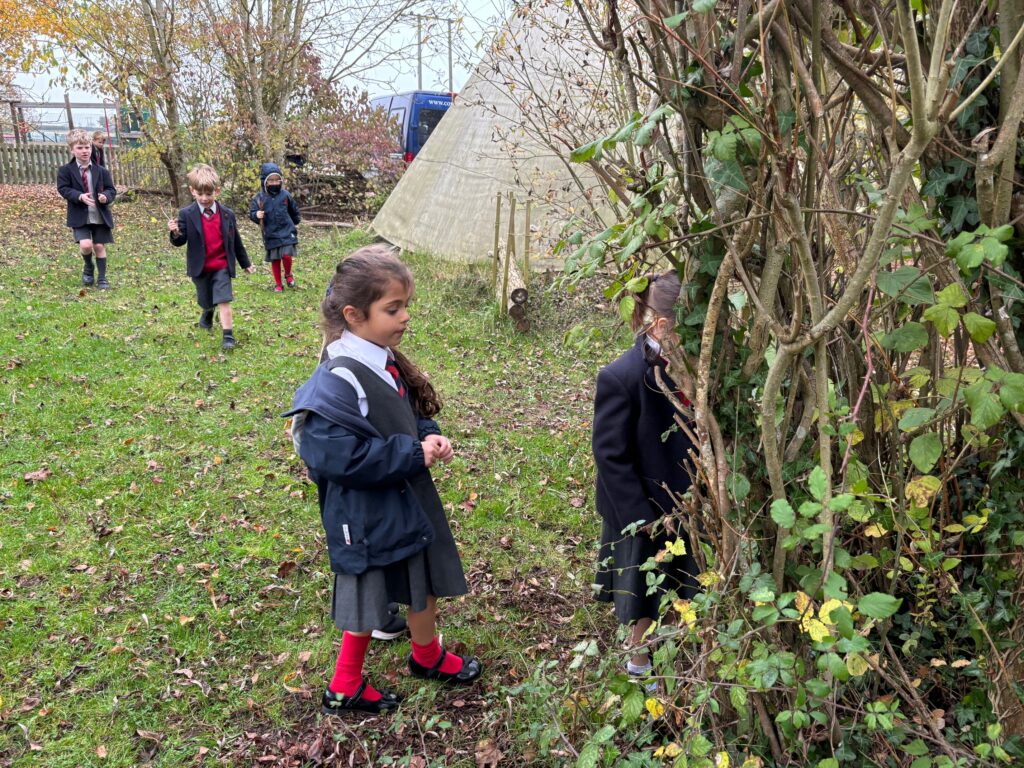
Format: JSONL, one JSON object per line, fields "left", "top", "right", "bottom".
{"left": 955, "top": 242, "right": 985, "bottom": 271}
{"left": 898, "top": 407, "right": 936, "bottom": 432}
{"left": 570, "top": 140, "right": 600, "bottom": 163}
{"left": 663, "top": 11, "right": 689, "bottom": 28}
{"left": 692, "top": 0, "right": 716, "bottom": 12}
{"left": 858, "top": 592, "right": 902, "bottom": 619}
{"left": 881, "top": 322, "right": 928, "bottom": 352}
{"left": 981, "top": 236, "right": 1008, "bottom": 266}
{"left": 876, "top": 266, "right": 934, "bottom": 305}
{"left": 964, "top": 379, "right": 1005, "bottom": 430}
{"left": 728, "top": 472, "right": 751, "bottom": 502}
{"left": 935, "top": 283, "right": 967, "bottom": 308}
{"left": 996, "top": 372, "right": 1024, "bottom": 413}
{"left": 962, "top": 312, "right": 996, "bottom": 343}
{"left": 909, "top": 432, "right": 942, "bottom": 473}
{"left": 712, "top": 131, "right": 739, "bottom": 161}
{"left": 808, "top": 465, "right": 826, "bottom": 501}
{"left": 619, "top": 295, "right": 636, "bottom": 325}
{"left": 923, "top": 304, "right": 959, "bottom": 337}
{"left": 770, "top": 499, "right": 795, "bottom": 528}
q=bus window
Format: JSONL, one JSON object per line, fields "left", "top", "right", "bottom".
{"left": 388, "top": 107, "right": 407, "bottom": 144}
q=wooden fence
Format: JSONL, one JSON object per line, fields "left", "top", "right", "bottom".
{"left": 0, "top": 142, "right": 169, "bottom": 192}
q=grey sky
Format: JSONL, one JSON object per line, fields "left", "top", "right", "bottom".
{"left": 10, "top": 0, "right": 507, "bottom": 138}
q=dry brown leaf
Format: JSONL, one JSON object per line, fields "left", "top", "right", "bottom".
{"left": 24, "top": 468, "right": 52, "bottom": 483}
{"left": 475, "top": 738, "right": 502, "bottom": 767}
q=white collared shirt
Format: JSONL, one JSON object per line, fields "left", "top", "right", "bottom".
{"left": 325, "top": 331, "right": 399, "bottom": 416}
{"left": 201, "top": 201, "right": 219, "bottom": 217}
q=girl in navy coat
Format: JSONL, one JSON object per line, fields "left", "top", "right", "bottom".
{"left": 287, "top": 245, "right": 482, "bottom": 716}
{"left": 249, "top": 162, "right": 301, "bottom": 291}
{"left": 592, "top": 270, "right": 699, "bottom": 685}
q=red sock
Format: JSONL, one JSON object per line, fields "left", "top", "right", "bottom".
{"left": 328, "top": 632, "right": 381, "bottom": 701}
{"left": 411, "top": 636, "right": 465, "bottom": 675}
{"left": 271, "top": 260, "right": 282, "bottom": 288}
{"left": 283, "top": 255, "right": 293, "bottom": 278}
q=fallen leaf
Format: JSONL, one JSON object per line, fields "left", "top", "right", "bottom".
{"left": 24, "top": 468, "right": 52, "bottom": 483}
{"left": 277, "top": 560, "right": 297, "bottom": 578}
{"left": 96, "top": 745, "right": 107, "bottom": 758}
{"left": 475, "top": 738, "right": 502, "bottom": 767}
{"left": 179, "top": 615, "right": 195, "bottom": 626}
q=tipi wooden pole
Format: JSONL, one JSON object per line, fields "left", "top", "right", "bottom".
{"left": 522, "top": 197, "right": 531, "bottom": 288}
{"left": 502, "top": 193, "right": 516, "bottom": 315}
{"left": 491, "top": 191, "right": 502, "bottom": 304}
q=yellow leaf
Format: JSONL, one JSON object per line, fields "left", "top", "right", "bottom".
{"left": 667, "top": 538, "right": 687, "bottom": 556}
{"left": 179, "top": 615, "right": 195, "bottom": 625}
{"left": 715, "top": 752, "right": 730, "bottom": 768}
{"left": 673, "top": 599, "right": 697, "bottom": 627}
{"left": 741, "top": 758, "right": 764, "bottom": 768}
{"left": 846, "top": 653, "right": 869, "bottom": 677}
{"left": 213, "top": 455, "right": 222, "bottom": 465}
{"left": 654, "top": 742, "right": 682, "bottom": 758}
{"left": 801, "top": 617, "right": 831, "bottom": 642}
{"left": 819, "top": 599, "right": 854, "bottom": 625}
{"left": 646, "top": 697, "right": 665, "bottom": 719}
{"left": 794, "top": 591, "right": 812, "bottom": 613}
{"left": 697, "top": 570, "right": 721, "bottom": 587}
{"left": 864, "top": 524, "right": 888, "bottom": 537}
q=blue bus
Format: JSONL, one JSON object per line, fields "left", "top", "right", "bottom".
{"left": 370, "top": 90, "right": 453, "bottom": 162}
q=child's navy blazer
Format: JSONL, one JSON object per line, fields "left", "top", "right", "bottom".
{"left": 592, "top": 336, "right": 695, "bottom": 534}
{"left": 285, "top": 361, "right": 436, "bottom": 576}
{"left": 56, "top": 159, "right": 116, "bottom": 228}
{"left": 169, "top": 201, "right": 252, "bottom": 278}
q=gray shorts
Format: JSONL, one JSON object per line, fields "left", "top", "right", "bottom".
{"left": 192, "top": 269, "right": 233, "bottom": 309}
{"left": 73, "top": 224, "right": 114, "bottom": 244}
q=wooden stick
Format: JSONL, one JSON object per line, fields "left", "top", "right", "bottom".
{"left": 491, "top": 191, "right": 502, "bottom": 308}
{"left": 502, "top": 193, "right": 516, "bottom": 315}
{"left": 523, "top": 197, "right": 531, "bottom": 288}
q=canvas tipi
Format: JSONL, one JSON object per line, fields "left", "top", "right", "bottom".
{"left": 371, "top": 0, "right": 621, "bottom": 265}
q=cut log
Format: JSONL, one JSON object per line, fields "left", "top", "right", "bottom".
{"left": 495, "top": 248, "right": 530, "bottom": 331}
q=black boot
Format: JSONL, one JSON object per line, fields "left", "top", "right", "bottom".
{"left": 81, "top": 251, "right": 94, "bottom": 286}
{"left": 96, "top": 258, "right": 109, "bottom": 289}
{"left": 222, "top": 329, "right": 236, "bottom": 350}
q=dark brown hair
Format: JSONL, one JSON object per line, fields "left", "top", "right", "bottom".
{"left": 321, "top": 245, "right": 442, "bottom": 417}
{"left": 630, "top": 270, "right": 682, "bottom": 332}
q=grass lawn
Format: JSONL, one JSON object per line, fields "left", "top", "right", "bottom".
{"left": 0, "top": 186, "right": 634, "bottom": 766}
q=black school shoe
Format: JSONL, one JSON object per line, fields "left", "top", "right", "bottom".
{"left": 97, "top": 277, "right": 110, "bottom": 290}
{"left": 371, "top": 604, "right": 407, "bottom": 640}
{"left": 321, "top": 681, "right": 402, "bottom": 716}
{"left": 198, "top": 309, "right": 214, "bottom": 330}
{"left": 408, "top": 648, "right": 483, "bottom": 684}
{"left": 81, "top": 265, "right": 95, "bottom": 286}
{"left": 222, "top": 332, "right": 236, "bottom": 351}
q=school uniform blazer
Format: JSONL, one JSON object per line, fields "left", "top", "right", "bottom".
{"left": 56, "top": 159, "right": 116, "bottom": 228}
{"left": 593, "top": 336, "right": 696, "bottom": 534}
{"left": 168, "top": 201, "right": 252, "bottom": 278}
{"left": 284, "top": 361, "right": 435, "bottom": 576}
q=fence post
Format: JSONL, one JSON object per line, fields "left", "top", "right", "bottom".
{"left": 491, "top": 192, "right": 502, "bottom": 306}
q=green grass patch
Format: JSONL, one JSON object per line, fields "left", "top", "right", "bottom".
{"left": 0, "top": 191, "right": 633, "bottom": 766}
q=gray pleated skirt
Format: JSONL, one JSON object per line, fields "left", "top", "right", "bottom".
{"left": 593, "top": 518, "right": 699, "bottom": 624}
{"left": 264, "top": 243, "right": 297, "bottom": 262}
{"left": 331, "top": 472, "right": 468, "bottom": 633}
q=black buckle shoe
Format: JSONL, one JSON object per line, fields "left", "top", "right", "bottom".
{"left": 222, "top": 335, "right": 236, "bottom": 351}
{"left": 321, "top": 681, "right": 401, "bottom": 716}
{"left": 198, "top": 310, "right": 214, "bottom": 329}
{"left": 408, "top": 649, "right": 483, "bottom": 684}
{"left": 97, "top": 277, "right": 110, "bottom": 290}
{"left": 82, "top": 266, "right": 95, "bottom": 286}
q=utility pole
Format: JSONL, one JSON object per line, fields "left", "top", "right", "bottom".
{"left": 411, "top": 14, "right": 456, "bottom": 92}
{"left": 417, "top": 15, "right": 423, "bottom": 90}
{"left": 447, "top": 18, "right": 453, "bottom": 93}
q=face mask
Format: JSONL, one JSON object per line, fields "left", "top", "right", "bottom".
{"left": 266, "top": 183, "right": 282, "bottom": 194}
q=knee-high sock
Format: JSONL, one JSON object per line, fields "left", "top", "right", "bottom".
{"left": 96, "top": 257, "right": 107, "bottom": 280}
{"left": 271, "top": 260, "right": 282, "bottom": 287}
{"left": 283, "top": 255, "right": 293, "bottom": 277}
{"left": 328, "top": 632, "right": 381, "bottom": 701}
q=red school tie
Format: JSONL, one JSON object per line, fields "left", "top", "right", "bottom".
{"left": 203, "top": 207, "right": 214, "bottom": 219}
{"left": 385, "top": 355, "right": 406, "bottom": 397}
{"left": 81, "top": 167, "right": 89, "bottom": 192}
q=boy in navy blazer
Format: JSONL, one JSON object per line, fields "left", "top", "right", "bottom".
{"left": 168, "top": 164, "right": 255, "bottom": 350}
{"left": 56, "top": 129, "right": 116, "bottom": 288}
